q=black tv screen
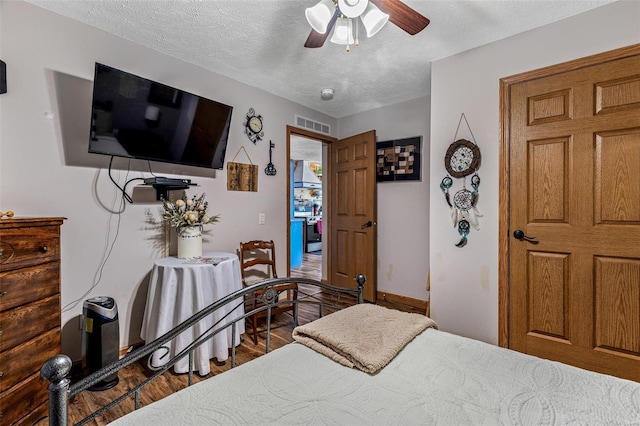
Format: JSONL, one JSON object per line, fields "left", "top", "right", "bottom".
{"left": 88, "top": 63, "right": 233, "bottom": 170}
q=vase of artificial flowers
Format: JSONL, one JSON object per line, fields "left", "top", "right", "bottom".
{"left": 162, "top": 193, "right": 220, "bottom": 259}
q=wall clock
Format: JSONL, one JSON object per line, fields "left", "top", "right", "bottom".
{"left": 244, "top": 108, "right": 264, "bottom": 144}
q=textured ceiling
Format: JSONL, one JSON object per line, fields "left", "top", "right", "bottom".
{"left": 25, "top": 0, "right": 617, "bottom": 118}
{"left": 291, "top": 136, "right": 323, "bottom": 163}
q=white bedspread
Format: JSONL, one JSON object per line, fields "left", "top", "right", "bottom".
{"left": 112, "top": 329, "right": 640, "bottom": 425}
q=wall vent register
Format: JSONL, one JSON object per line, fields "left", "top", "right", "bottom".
{"left": 295, "top": 115, "right": 331, "bottom": 135}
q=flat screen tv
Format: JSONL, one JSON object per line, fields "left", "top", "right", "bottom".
{"left": 88, "top": 63, "right": 233, "bottom": 170}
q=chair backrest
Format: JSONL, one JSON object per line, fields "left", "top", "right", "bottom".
{"left": 239, "top": 240, "right": 278, "bottom": 286}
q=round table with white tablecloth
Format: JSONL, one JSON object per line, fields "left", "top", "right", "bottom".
{"left": 140, "top": 252, "right": 245, "bottom": 375}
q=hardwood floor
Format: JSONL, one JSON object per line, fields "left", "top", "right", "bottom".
{"left": 290, "top": 251, "right": 322, "bottom": 281}
{"left": 54, "top": 253, "right": 422, "bottom": 425}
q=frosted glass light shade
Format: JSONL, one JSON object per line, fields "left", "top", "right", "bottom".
{"left": 361, "top": 2, "right": 389, "bottom": 37}
{"left": 337, "top": 0, "right": 368, "bottom": 18}
{"left": 305, "top": 0, "right": 335, "bottom": 34}
{"left": 330, "top": 18, "right": 354, "bottom": 45}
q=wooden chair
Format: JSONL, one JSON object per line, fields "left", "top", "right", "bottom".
{"left": 239, "top": 240, "right": 298, "bottom": 344}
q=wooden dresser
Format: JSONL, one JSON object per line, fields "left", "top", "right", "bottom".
{"left": 0, "top": 217, "right": 64, "bottom": 425}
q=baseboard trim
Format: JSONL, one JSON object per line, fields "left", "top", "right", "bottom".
{"left": 377, "top": 291, "right": 427, "bottom": 311}
{"left": 120, "top": 340, "right": 145, "bottom": 357}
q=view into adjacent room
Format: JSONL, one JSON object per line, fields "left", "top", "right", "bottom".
{"left": 290, "top": 135, "right": 325, "bottom": 281}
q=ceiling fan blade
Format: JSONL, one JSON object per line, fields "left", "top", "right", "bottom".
{"left": 370, "top": 0, "right": 430, "bottom": 35}
{"left": 304, "top": 10, "right": 339, "bottom": 48}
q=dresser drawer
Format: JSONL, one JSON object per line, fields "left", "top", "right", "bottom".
{"left": 0, "top": 371, "right": 49, "bottom": 426}
{"left": 0, "top": 262, "right": 60, "bottom": 312}
{"left": 0, "top": 295, "right": 60, "bottom": 353}
{"left": 0, "top": 328, "right": 60, "bottom": 393}
{"left": 0, "top": 225, "right": 60, "bottom": 272}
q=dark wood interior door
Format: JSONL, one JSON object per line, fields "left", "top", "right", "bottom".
{"left": 330, "top": 130, "right": 377, "bottom": 302}
{"left": 507, "top": 48, "right": 640, "bottom": 381}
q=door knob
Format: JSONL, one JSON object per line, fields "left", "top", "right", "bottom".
{"left": 361, "top": 221, "right": 373, "bottom": 229}
{"left": 513, "top": 229, "right": 538, "bottom": 244}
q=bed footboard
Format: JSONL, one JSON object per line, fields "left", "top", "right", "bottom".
{"left": 41, "top": 275, "right": 365, "bottom": 426}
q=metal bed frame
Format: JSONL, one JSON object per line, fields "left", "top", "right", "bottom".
{"left": 41, "top": 275, "right": 365, "bottom": 426}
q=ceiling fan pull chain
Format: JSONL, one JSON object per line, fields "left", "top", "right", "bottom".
{"left": 355, "top": 18, "right": 360, "bottom": 46}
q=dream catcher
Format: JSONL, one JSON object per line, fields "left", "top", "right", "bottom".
{"left": 440, "top": 114, "right": 482, "bottom": 247}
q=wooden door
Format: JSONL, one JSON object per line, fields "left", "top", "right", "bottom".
{"left": 506, "top": 47, "right": 640, "bottom": 381}
{"left": 330, "top": 130, "right": 377, "bottom": 302}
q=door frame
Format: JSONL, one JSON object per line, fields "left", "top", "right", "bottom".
{"left": 286, "top": 125, "right": 337, "bottom": 278}
{"left": 498, "top": 44, "right": 640, "bottom": 348}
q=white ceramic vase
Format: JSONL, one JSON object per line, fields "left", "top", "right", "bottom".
{"left": 177, "top": 225, "right": 202, "bottom": 259}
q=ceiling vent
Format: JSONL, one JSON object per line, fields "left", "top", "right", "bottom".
{"left": 295, "top": 115, "right": 331, "bottom": 135}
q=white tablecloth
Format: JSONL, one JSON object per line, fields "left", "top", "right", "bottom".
{"left": 141, "top": 252, "right": 245, "bottom": 375}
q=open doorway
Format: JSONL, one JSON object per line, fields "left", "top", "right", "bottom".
{"left": 287, "top": 126, "right": 377, "bottom": 301}
{"left": 289, "top": 134, "right": 326, "bottom": 281}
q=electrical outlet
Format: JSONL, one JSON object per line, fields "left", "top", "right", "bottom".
{"left": 259, "top": 213, "right": 265, "bottom": 225}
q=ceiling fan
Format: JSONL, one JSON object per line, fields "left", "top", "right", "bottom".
{"left": 304, "top": 0, "right": 430, "bottom": 49}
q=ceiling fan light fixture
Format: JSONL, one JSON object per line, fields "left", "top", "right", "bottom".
{"left": 337, "top": 0, "right": 368, "bottom": 18}
{"left": 330, "top": 17, "right": 354, "bottom": 46}
{"left": 361, "top": 2, "right": 389, "bottom": 37}
{"left": 305, "top": 0, "right": 336, "bottom": 34}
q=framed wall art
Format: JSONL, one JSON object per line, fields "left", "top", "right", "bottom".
{"left": 376, "top": 136, "right": 422, "bottom": 182}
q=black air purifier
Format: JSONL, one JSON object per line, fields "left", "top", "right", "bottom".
{"left": 82, "top": 296, "right": 120, "bottom": 391}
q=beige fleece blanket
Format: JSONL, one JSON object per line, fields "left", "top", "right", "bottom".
{"left": 292, "top": 304, "right": 437, "bottom": 374}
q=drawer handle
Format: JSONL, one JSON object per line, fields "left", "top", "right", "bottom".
{"left": 41, "top": 246, "right": 49, "bottom": 252}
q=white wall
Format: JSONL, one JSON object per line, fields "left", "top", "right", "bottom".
{"left": 338, "top": 96, "right": 430, "bottom": 302}
{"left": 0, "top": 0, "right": 336, "bottom": 359}
{"left": 430, "top": 0, "right": 640, "bottom": 344}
